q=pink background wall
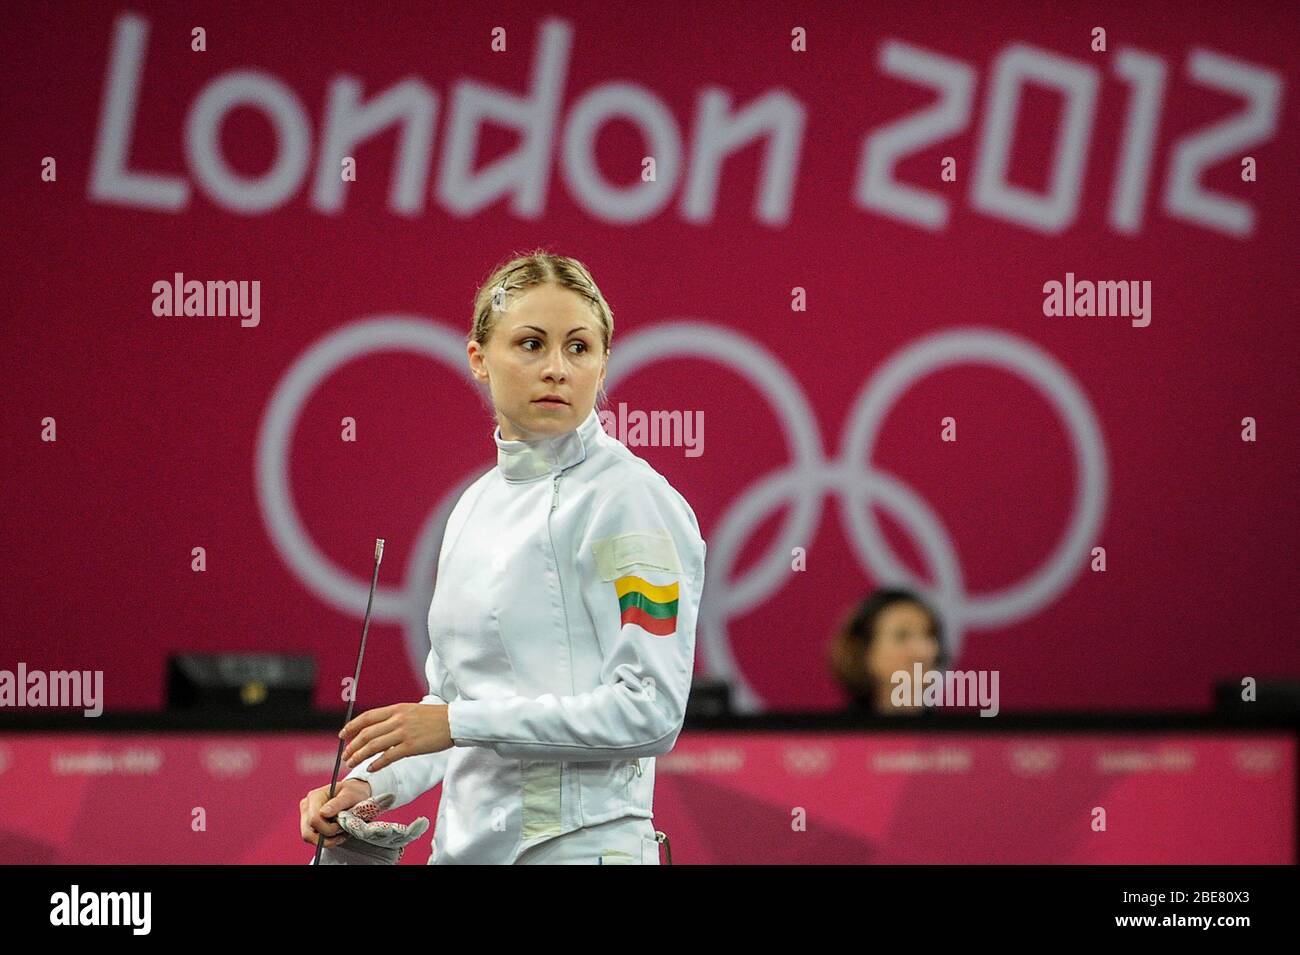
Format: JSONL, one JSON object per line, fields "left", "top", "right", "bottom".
{"left": 2, "top": 1, "right": 1297, "bottom": 714}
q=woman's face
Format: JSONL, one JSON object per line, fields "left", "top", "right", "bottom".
{"left": 864, "top": 602, "right": 941, "bottom": 704}
{"left": 468, "top": 283, "right": 607, "bottom": 441}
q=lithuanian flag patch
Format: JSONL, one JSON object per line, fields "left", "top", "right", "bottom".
{"left": 614, "top": 575, "right": 679, "bottom": 637}
{"left": 592, "top": 529, "right": 684, "bottom": 638}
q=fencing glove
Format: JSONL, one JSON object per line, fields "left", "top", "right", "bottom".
{"left": 317, "top": 791, "right": 430, "bottom": 865}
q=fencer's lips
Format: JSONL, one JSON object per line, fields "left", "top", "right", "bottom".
{"left": 533, "top": 395, "right": 569, "bottom": 406}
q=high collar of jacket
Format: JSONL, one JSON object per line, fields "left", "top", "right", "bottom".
{"left": 493, "top": 406, "right": 604, "bottom": 482}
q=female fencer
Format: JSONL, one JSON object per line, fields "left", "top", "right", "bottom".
{"left": 299, "top": 250, "right": 706, "bottom": 864}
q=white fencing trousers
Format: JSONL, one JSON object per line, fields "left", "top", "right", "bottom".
{"left": 513, "top": 815, "right": 663, "bottom": 865}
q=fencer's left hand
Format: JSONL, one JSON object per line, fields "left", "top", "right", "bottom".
{"left": 340, "top": 702, "right": 453, "bottom": 772}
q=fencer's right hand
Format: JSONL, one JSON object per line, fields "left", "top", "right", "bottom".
{"left": 301, "top": 777, "right": 373, "bottom": 848}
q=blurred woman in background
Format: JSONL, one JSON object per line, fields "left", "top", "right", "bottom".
{"left": 829, "top": 587, "right": 946, "bottom": 716}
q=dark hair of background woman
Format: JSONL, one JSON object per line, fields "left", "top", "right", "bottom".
{"left": 828, "top": 587, "right": 948, "bottom": 711}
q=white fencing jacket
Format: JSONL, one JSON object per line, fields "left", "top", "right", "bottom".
{"left": 345, "top": 406, "right": 706, "bottom": 863}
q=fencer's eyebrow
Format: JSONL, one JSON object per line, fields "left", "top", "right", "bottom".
{"left": 521, "top": 325, "right": 592, "bottom": 336}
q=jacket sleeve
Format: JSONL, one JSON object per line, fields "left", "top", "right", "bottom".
{"left": 446, "top": 474, "right": 706, "bottom": 761}
{"left": 342, "top": 641, "right": 458, "bottom": 811}
{"left": 340, "top": 478, "right": 489, "bottom": 809}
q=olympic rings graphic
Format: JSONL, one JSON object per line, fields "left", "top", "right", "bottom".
{"left": 255, "top": 316, "right": 1108, "bottom": 713}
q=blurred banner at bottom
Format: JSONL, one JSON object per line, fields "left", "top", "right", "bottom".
{"left": 0, "top": 729, "right": 1292, "bottom": 864}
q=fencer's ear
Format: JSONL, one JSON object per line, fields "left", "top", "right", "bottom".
{"left": 467, "top": 340, "right": 490, "bottom": 382}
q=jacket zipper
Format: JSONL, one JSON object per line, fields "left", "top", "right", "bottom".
{"left": 546, "top": 471, "right": 572, "bottom": 687}
{"left": 546, "top": 470, "right": 579, "bottom": 822}
{"left": 547, "top": 472, "right": 567, "bottom": 628}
